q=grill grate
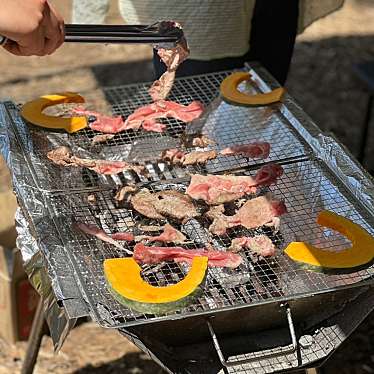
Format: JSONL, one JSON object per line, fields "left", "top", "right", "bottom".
{"left": 4, "top": 66, "right": 374, "bottom": 329}
{"left": 48, "top": 159, "right": 374, "bottom": 328}
{"left": 14, "top": 70, "right": 310, "bottom": 192}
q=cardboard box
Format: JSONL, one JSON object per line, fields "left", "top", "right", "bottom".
{"left": 0, "top": 155, "right": 17, "bottom": 249}
{"left": 0, "top": 247, "right": 39, "bottom": 344}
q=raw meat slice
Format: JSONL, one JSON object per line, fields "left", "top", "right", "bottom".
{"left": 182, "top": 150, "right": 217, "bottom": 166}
{"left": 133, "top": 243, "right": 243, "bottom": 268}
{"left": 111, "top": 232, "right": 136, "bottom": 241}
{"left": 75, "top": 222, "right": 133, "bottom": 254}
{"left": 141, "top": 120, "right": 166, "bottom": 133}
{"left": 187, "top": 164, "right": 283, "bottom": 204}
{"left": 73, "top": 107, "right": 125, "bottom": 133}
{"left": 47, "top": 146, "right": 144, "bottom": 176}
{"left": 125, "top": 100, "right": 204, "bottom": 130}
{"left": 142, "top": 224, "right": 186, "bottom": 244}
{"left": 207, "top": 194, "right": 287, "bottom": 235}
{"left": 229, "top": 235, "right": 276, "bottom": 257}
{"left": 234, "top": 193, "right": 287, "bottom": 230}
{"left": 220, "top": 142, "right": 270, "bottom": 159}
{"left": 254, "top": 163, "right": 284, "bottom": 186}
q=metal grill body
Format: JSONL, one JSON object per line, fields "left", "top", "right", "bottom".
{"left": 2, "top": 64, "right": 374, "bottom": 373}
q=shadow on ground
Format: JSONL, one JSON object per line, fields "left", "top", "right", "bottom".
{"left": 288, "top": 34, "right": 374, "bottom": 172}
{"left": 73, "top": 351, "right": 164, "bottom": 374}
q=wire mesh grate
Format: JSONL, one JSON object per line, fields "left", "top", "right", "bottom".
{"left": 10, "top": 69, "right": 311, "bottom": 192}
{"left": 48, "top": 159, "right": 374, "bottom": 328}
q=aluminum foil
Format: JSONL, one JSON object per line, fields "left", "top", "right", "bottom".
{"left": 0, "top": 105, "right": 84, "bottom": 350}
{"left": 0, "top": 63, "right": 374, "bottom": 347}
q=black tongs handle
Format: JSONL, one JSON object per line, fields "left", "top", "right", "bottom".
{"left": 64, "top": 22, "right": 184, "bottom": 45}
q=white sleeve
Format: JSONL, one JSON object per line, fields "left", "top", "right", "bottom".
{"left": 72, "top": 0, "right": 110, "bottom": 24}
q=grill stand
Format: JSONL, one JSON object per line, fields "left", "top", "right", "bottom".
{"left": 117, "top": 285, "right": 374, "bottom": 374}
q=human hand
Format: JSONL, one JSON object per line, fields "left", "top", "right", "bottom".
{"left": 0, "top": 0, "right": 65, "bottom": 56}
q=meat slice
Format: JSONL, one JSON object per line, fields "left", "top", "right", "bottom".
{"left": 91, "top": 134, "right": 115, "bottom": 145}
{"left": 47, "top": 146, "right": 145, "bottom": 176}
{"left": 229, "top": 235, "right": 276, "bottom": 257}
{"left": 187, "top": 163, "right": 283, "bottom": 205}
{"left": 131, "top": 189, "right": 199, "bottom": 221}
{"left": 153, "top": 191, "right": 199, "bottom": 221}
{"left": 114, "top": 185, "right": 137, "bottom": 202}
{"left": 207, "top": 194, "right": 287, "bottom": 236}
{"left": 161, "top": 148, "right": 186, "bottom": 164}
{"left": 205, "top": 205, "right": 228, "bottom": 236}
{"left": 75, "top": 222, "right": 133, "bottom": 254}
{"left": 149, "top": 24, "right": 189, "bottom": 101}
{"left": 191, "top": 135, "right": 215, "bottom": 148}
{"left": 234, "top": 194, "right": 287, "bottom": 230}
{"left": 73, "top": 107, "right": 125, "bottom": 133}
{"left": 125, "top": 100, "right": 204, "bottom": 130}
{"left": 220, "top": 142, "right": 271, "bottom": 159}
{"left": 133, "top": 243, "right": 242, "bottom": 268}
{"left": 142, "top": 224, "right": 186, "bottom": 244}
{"left": 182, "top": 150, "right": 217, "bottom": 166}
{"left": 131, "top": 189, "right": 164, "bottom": 220}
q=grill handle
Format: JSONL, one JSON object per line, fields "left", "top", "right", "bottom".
{"left": 207, "top": 303, "right": 297, "bottom": 368}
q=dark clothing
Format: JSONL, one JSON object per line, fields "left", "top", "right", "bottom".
{"left": 153, "top": 0, "right": 299, "bottom": 85}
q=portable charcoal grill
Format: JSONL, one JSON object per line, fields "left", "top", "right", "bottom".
{"left": 2, "top": 63, "right": 374, "bottom": 374}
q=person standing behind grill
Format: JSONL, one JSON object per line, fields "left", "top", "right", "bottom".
{"left": 72, "top": 0, "right": 344, "bottom": 85}
{"left": 0, "top": 0, "right": 64, "bottom": 56}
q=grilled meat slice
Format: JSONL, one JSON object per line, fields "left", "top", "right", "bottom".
{"left": 149, "top": 24, "right": 189, "bottom": 101}
{"left": 182, "top": 150, "right": 217, "bottom": 166}
{"left": 207, "top": 194, "right": 287, "bottom": 236}
{"left": 229, "top": 235, "right": 276, "bottom": 257}
{"left": 91, "top": 134, "right": 115, "bottom": 145}
{"left": 153, "top": 190, "right": 199, "bottom": 221}
{"left": 47, "top": 146, "right": 145, "bottom": 176}
{"left": 191, "top": 135, "right": 215, "bottom": 148}
{"left": 131, "top": 189, "right": 164, "bottom": 220}
{"left": 161, "top": 149, "right": 217, "bottom": 166}
{"left": 133, "top": 243, "right": 242, "bottom": 268}
{"left": 114, "top": 185, "right": 137, "bottom": 202}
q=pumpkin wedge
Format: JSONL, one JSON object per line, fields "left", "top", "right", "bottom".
{"left": 220, "top": 72, "right": 285, "bottom": 106}
{"left": 104, "top": 256, "right": 208, "bottom": 314}
{"left": 284, "top": 210, "right": 374, "bottom": 274}
{"left": 21, "top": 92, "right": 87, "bottom": 133}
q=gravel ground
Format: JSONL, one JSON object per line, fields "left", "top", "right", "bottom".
{"left": 1, "top": 1, "right": 374, "bottom": 373}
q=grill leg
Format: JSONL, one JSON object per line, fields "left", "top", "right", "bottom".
{"left": 21, "top": 297, "right": 45, "bottom": 374}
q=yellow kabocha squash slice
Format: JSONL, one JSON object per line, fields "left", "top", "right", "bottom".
{"left": 284, "top": 210, "right": 374, "bottom": 274}
{"left": 21, "top": 92, "right": 87, "bottom": 133}
{"left": 104, "top": 256, "right": 208, "bottom": 314}
{"left": 220, "top": 72, "right": 285, "bottom": 106}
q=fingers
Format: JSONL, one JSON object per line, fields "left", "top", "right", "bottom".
{"left": 2, "top": 0, "right": 64, "bottom": 57}
{"left": 42, "top": 1, "right": 65, "bottom": 55}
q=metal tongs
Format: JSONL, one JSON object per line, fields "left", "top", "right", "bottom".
{"left": 0, "top": 21, "right": 185, "bottom": 49}
{"left": 65, "top": 21, "right": 184, "bottom": 48}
